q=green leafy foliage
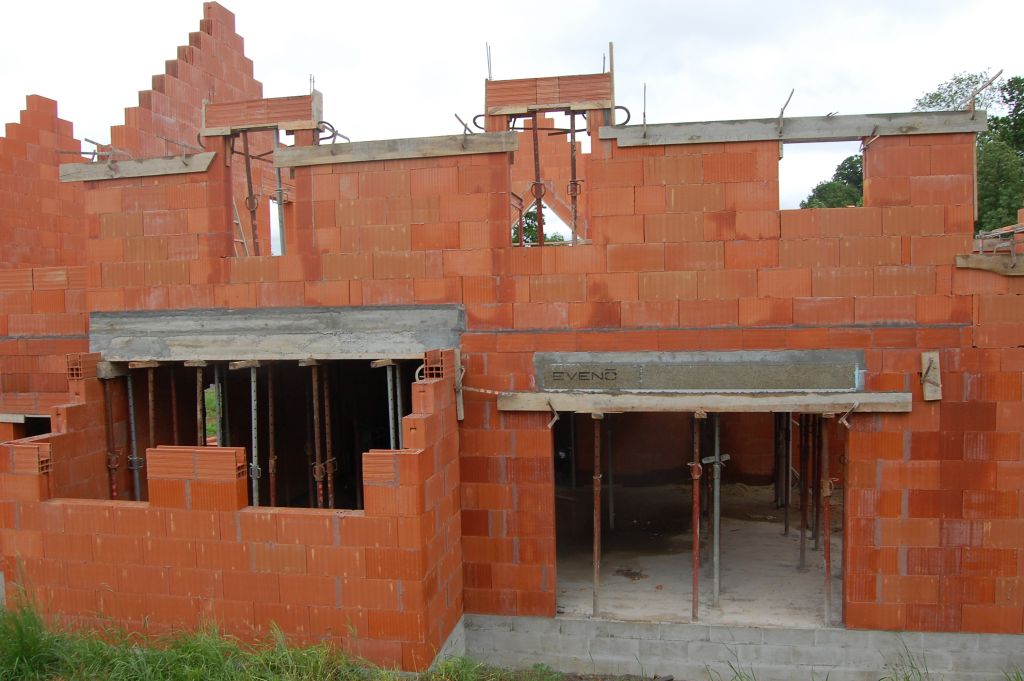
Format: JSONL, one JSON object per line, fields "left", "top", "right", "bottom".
{"left": 832, "top": 154, "right": 863, "bottom": 193}
{"left": 914, "top": 71, "right": 1024, "bottom": 232}
{"left": 989, "top": 76, "right": 1024, "bottom": 159}
{"left": 977, "top": 137, "right": 1024, "bottom": 231}
{"left": 913, "top": 70, "right": 1004, "bottom": 112}
{"left": 800, "top": 155, "right": 863, "bottom": 209}
{"left": 512, "top": 206, "right": 566, "bottom": 245}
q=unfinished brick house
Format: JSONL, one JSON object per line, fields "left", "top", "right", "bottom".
{"left": 2, "top": 3, "right": 1023, "bottom": 678}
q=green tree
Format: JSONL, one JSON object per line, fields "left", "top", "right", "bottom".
{"left": 800, "top": 154, "right": 863, "bottom": 208}
{"left": 989, "top": 76, "right": 1024, "bottom": 154}
{"left": 800, "top": 179, "right": 861, "bottom": 209}
{"left": 512, "top": 206, "right": 566, "bottom": 245}
{"left": 976, "top": 137, "right": 1024, "bottom": 231}
{"left": 911, "top": 71, "right": 1023, "bottom": 231}
{"left": 833, "top": 154, "right": 863, "bottom": 193}
{"left": 913, "top": 70, "right": 1003, "bottom": 112}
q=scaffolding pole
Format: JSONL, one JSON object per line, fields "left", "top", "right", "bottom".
{"left": 126, "top": 373, "right": 141, "bottom": 501}
{"left": 592, "top": 413, "right": 603, "bottom": 618}
{"left": 689, "top": 411, "right": 705, "bottom": 622}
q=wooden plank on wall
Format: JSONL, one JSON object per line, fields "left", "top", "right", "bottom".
{"left": 59, "top": 152, "right": 216, "bottom": 183}
{"left": 600, "top": 110, "right": 989, "bottom": 147}
{"left": 274, "top": 132, "right": 518, "bottom": 168}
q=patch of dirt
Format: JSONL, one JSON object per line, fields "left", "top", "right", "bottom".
{"left": 613, "top": 567, "right": 647, "bottom": 581}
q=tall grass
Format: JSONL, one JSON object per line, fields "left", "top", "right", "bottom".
{"left": 0, "top": 605, "right": 375, "bottom": 681}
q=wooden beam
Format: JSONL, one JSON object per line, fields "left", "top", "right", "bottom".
{"left": 599, "top": 110, "right": 988, "bottom": 147}
{"left": 496, "top": 391, "right": 912, "bottom": 414}
{"left": 955, "top": 253, "right": 1024, "bottom": 275}
{"left": 228, "top": 360, "right": 261, "bottom": 370}
{"left": 370, "top": 359, "right": 398, "bottom": 369}
{"left": 59, "top": 152, "right": 216, "bottom": 183}
{"left": 128, "top": 360, "right": 161, "bottom": 369}
{"left": 183, "top": 360, "right": 208, "bottom": 367}
{"left": 297, "top": 359, "right": 320, "bottom": 367}
{"left": 274, "top": 132, "right": 518, "bottom": 168}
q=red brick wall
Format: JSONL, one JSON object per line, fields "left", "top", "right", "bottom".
{"left": 2, "top": 4, "right": 1023, "bottom": 644}
{"left": 0, "top": 358, "right": 460, "bottom": 671}
{"left": 0, "top": 96, "right": 87, "bottom": 269}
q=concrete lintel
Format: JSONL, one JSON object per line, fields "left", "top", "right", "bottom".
{"left": 96, "top": 361, "right": 129, "bottom": 379}
{"left": 497, "top": 391, "right": 911, "bottom": 413}
{"left": 0, "top": 413, "right": 27, "bottom": 424}
{"left": 274, "top": 132, "right": 518, "bottom": 168}
{"left": 599, "top": 110, "right": 988, "bottom": 146}
{"left": 59, "top": 152, "right": 216, "bottom": 183}
{"left": 89, "top": 305, "right": 465, "bottom": 362}
{"left": 534, "top": 350, "right": 865, "bottom": 393}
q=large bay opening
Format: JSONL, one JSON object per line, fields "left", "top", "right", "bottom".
{"left": 552, "top": 409, "right": 845, "bottom": 627}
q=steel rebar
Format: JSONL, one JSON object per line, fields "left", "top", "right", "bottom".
{"left": 822, "top": 417, "right": 833, "bottom": 626}
{"left": 712, "top": 413, "right": 721, "bottom": 608}
{"left": 147, "top": 367, "right": 155, "bottom": 449}
{"left": 395, "top": 363, "right": 404, "bottom": 449}
{"left": 386, "top": 364, "right": 397, "bottom": 449}
{"left": 268, "top": 365, "right": 277, "bottom": 507}
{"left": 690, "top": 413, "right": 703, "bottom": 622}
{"left": 592, "top": 414, "right": 603, "bottom": 618}
{"left": 127, "top": 373, "right": 141, "bottom": 501}
{"left": 195, "top": 367, "right": 204, "bottom": 446}
{"left": 170, "top": 368, "right": 179, "bottom": 446}
{"left": 312, "top": 365, "right": 325, "bottom": 508}
{"left": 250, "top": 366, "right": 260, "bottom": 507}
{"left": 324, "top": 364, "right": 335, "bottom": 508}
{"left": 102, "top": 379, "right": 118, "bottom": 500}
{"left": 799, "top": 414, "right": 810, "bottom": 571}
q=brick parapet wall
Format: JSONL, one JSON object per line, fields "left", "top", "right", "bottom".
{"left": 0, "top": 360, "right": 461, "bottom": 670}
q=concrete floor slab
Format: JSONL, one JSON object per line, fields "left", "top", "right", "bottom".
{"left": 556, "top": 483, "right": 842, "bottom": 627}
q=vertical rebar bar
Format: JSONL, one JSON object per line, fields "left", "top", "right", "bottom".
{"left": 799, "top": 414, "right": 809, "bottom": 571}
{"left": 312, "top": 365, "right": 325, "bottom": 509}
{"left": 305, "top": 377, "right": 315, "bottom": 507}
{"left": 273, "top": 130, "right": 287, "bottom": 255}
{"left": 222, "top": 364, "right": 231, "bottom": 447}
{"left": 170, "top": 367, "right": 179, "bottom": 446}
{"left": 822, "top": 417, "right": 833, "bottom": 627}
{"left": 531, "top": 113, "right": 545, "bottom": 246}
{"left": 195, "top": 367, "right": 204, "bottom": 446}
{"left": 386, "top": 364, "right": 397, "bottom": 450}
{"left": 712, "top": 412, "right": 722, "bottom": 608}
{"left": 784, "top": 413, "right": 792, "bottom": 536}
{"left": 813, "top": 415, "right": 822, "bottom": 551}
{"left": 147, "top": 367, "right": 156, "bottom": 449}
{"left": 570, "top": 413, "right": 577, "bottom": 489}
{"left": 592, "top": 414, "right": 603, "bottom": 618}
{"left": 690, "top": 413, "right": 703, "bottom": 622}
{"left": 127, "top": 373, "right": 141, "bottom": 501}
{"left": 249, "top": 366, "right": 260, "bottom": 507}
{"left": 102, "top": 379, "right": 117, "bottom": 500}
{"left": 268, "top": 365, "right": 277, "bottom": 507}
{"left": 214, "top": 365, "right": 223, "bottom": 446}
{"left": 569, "top": 113, "right": 579, "bottom": 245}
{"left": 241, "top": 130, "right": 260, "bottom": 256}
{"left": 395, "top": 363, "right": 404, "bottom": 449}
{"left": 324, "top": 364, "right": 335, "bottom": 509}
{"left": 606, "top": 420, "right": 614, "bottom": 531}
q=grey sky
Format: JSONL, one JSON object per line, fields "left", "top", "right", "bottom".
{"left": 3, "top": 0, "right": 1021, "bottom": 209}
